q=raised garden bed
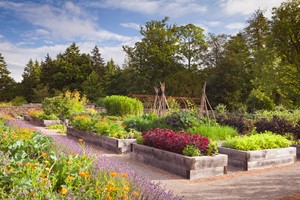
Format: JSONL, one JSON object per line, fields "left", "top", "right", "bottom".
{"left": 26, "top": 116, "right": 61, "bottom": 127}
{"left": 218, "top": 147, "right": 296, "bottom": 170}
{"left": 292, "top": 145, "right": 300, "bottom": 158}
{"left": 130, "top": 143, "right": 228, "bottom": 180}
{"left": 67, "top": 127, "right": 136, "bottom": 154}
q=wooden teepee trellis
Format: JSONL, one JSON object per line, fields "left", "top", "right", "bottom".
{"left": 198, "top": 82, "right": 216, "bottom": 125}
{"left": 152, "top": 82, "right": 169, "bottom": 116}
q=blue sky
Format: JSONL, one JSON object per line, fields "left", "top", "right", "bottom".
{"left": 0, "top": 0, "right": 287, "bottom": 82}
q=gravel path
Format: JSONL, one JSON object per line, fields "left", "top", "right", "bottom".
{"left": 8, "top": 120, "right": 300, "bottom": 200}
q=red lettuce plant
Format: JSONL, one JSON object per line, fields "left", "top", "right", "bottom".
{"left": 142, "top": 128, "right": 210, "bottom": 155}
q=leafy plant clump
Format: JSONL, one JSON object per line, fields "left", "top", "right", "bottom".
{"left": 188, "top": 124, "right": 238, "bottom": 141}
{"left": 142, "top": 128, "right": 217, "bottom": 156}
{"left": 28, "top": 110, "right": 59, "bottom": 120}
{"left": 47, "top": 124, "right": 66, "bottom": 134}
{"left": 223, "top": 131, "right": 292, "bottom": 151}
{"left": 42, "top": 90, "right": 87, "bottom": 120}
{"left": 123, "top": 113, "right": 157, "bottom": 132}
{"left": 70, "top": 115, "right": 140, "bottom": 139}
{"left": 254, "top": 116, "right": 300, "bottom": 140}
{"left": 216, "top": 114, "right": 255, "bottom": 134}
{"left": 102, "top": 95, "right": 144, "bottom": 116}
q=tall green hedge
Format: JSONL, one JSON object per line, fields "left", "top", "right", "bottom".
{"left": 102, "top": 95, "right": 143, "bottom": 116}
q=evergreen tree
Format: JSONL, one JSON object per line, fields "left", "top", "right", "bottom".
{"left": 0, "top": 53, "right": 15, "bottom": 101}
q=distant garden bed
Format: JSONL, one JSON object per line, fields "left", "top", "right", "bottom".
{"left": 67, "top": 127, "right": 136, "bottom": 154}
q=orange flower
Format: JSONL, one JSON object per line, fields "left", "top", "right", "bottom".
{"left": 42, "top": 152, "right": 47, "bottom": 157}
{"left": 40, "top": 174, "right": 46, "bottom": 178}
{"left": 95, "top": 189, "right": 99, "bottom": 193}
{"left": 43, "top": 178, "right": 49, "bottom": 182}
{"left": 25, "top": 162, "right": 31, "bottom": 167}
{"left": 6, "top": 169, "right": 13, "bottom": 173}
{"left": 79, "top": 172, "right": 86, "bottom": 177}
{"left": 107, "top": 196, "right": 113, "bottom": 200}
{"left": 61, "top": 187, "right": 68, "bottom": 195}
{"left": 121, "top": 173, "right": 128, "bottom": 178}
{"left": 110, "top": 172, "right": 118, "bottom": 177}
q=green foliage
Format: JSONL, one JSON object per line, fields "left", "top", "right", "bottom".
{"left": 43, "top": 90, "right": 86, "bottom": 119}
{"left": 124, "top": 114, "right": 157, "bottom": 132}
{"left": 182, "top": 145, "right": 200, "bottom": 157}
{"left": 102, "top": 95, "right": 143, "bottom": 116}
{"left": 47, "top": 124, "right": 66, "bottom": 134}
{"left": 223, "top": 131, "right": 292, "bottom": 151}
{"left": 71, "top": 115, "right": 136, "bottom": 139}
{"left": 188, "top": 124, "right": 238, "bottom": 141}
{"left": 255, "top": 105, "right": 300, "bottom": 124}
{"left": 28, "top": 110, "right": 59, "bottom": 120}
{"left": 215, "top": 103, "right": 227, "bottom": 114}
{"left": 246, "top": 89, "right": 275, "bottom": 111}
{"left": 206, "top": 141, "right": 219, "bottom": 156}
{"left": 162, "top": 110, "right": 199, "bottom": 131}
{"left": 167, "top": 97, "right": 180, "bottom": 113}
{"left": 10, "top": 96, "right": 28, "bottom": 106}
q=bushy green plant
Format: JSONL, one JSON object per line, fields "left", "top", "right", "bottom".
{"left": 162, "top": 110, "right": 199, "bottom": 131}
{"left": 223, "top": 131, "right": 292, "bottom": 151}
{"left": 188, "top": 124, "right": 238, "bottom": 141}
{"left": 47, "top": 124, "right": 66, "bottom": 134}
{"left": 10, "top": 96, "right": 28, "bottom": 106}
{"left": 28, "top": 110, "right": 59, "bottom": 120}
{"left": 93, "top": 119, "right": 127, "bottom": 138}
{"left": 182, "top": 145, "right": 200, "bottom": 157}
{"left": 215, "top": 103, "right": 227, "bottom": 114}
{"left": 43, "top": 90, "right": 86, "bottom": 120}
{"left": 102, "top": 95, "right": 144, "bottom": 116}
{"left": 255, "top": 105, "right": 300, "bottom": 124}
{"left": 124, "top": 114, "right": 157, "bottom": 132}
{"left": 167, "top": 97, "right": 180, "bottom": 113}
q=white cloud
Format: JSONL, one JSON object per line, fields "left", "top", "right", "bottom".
{"left": 0, "top": 34, "right": 5, "bottom": 39}
{"left": 225, "top": 22, "right": 245, "bottom": 30}
{"left": 92, "top": 0, "right": 207, "bottom": 18}
{"left": 0, "top": 1, "right": 131, "bottom": 42}
{"left": 220, "top": 0, "right": 286, "bottom": 18}
{"left": 207, "top": 21, "right": 221, "bottom": 27}
{"left": 120, "top": 23, "right": 141, "bottom": 31}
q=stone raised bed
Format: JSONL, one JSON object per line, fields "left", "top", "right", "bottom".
{"left": 292, "top": 145, "right": 300, "bottom": 158}
{"left": 67, "top": 127, "right": 136, "bottom": 154}
{"left": 26, "top": 116, "right": 61, "bottom": 127}
{"left": 130, "top": 143, "right": 228, "bottom": 180}
{"left": 218, "top": 147, "right": 296, "bottom": 170}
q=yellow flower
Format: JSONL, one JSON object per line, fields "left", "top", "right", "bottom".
{"left": 45, "top": 167, "right": 50, "bottom": 172}
{"left": 42, "top": 152, "right": 47, "bottom": 157}
{"left": 43, "top": 178, "right": 49, "bottom": 182}
{"left": 121, "top": 173, "right": 128, "bottom": 178}
{"left": 123, "top": 186, "right": 130, "bottom": 191}
{"left": 25, "top": 162, "right": 31, "bottom": 167}
{"left": 67, "top": 176, "right": 74, "bottom": 181}
{"left": 83, "top": 154, "right": 88, "bottom": 158}
{"left": 32, "top": 163, "right": 39, "bottom": 167}
{"left": 6, "top": 169, "right": 13, "bottom": 173}
{"left": 61, "top": 187, "right": 68, "bottom": 195}
{"left": 78, "top": 138, "right": 84, "bottom": 143}
{"left": 66, "top": 161, "right": 72, "bottom": 165}
{"left": 132, "top": 191, "right": 140, "bottom": 197}
{"left": 110, "top": 172, "right": 118, "bottom": 177}
{"left": 44, "top": 161, "right": 49, "bottom": 164}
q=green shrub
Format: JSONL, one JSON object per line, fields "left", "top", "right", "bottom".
{"left": 182, "top": 145, "right": 200, "bottom": 157}
{"left": 162, "top": 110, "right": 199, "bottom": 131}
{"left": 10, "top": 96, "right": 28, "bottom": 106}
{"left": 124, "top": 114, "right": 157, "bottom": 132}
{"left": 102, "top": 95, "right": 143, "bottom": 116}
{"left": 223, "top": 131, "right": 292, "bottom": 151}
{"left": 43, "top": 90, "right": 86, "bottom": 119}
{"left": 188, "top": 124, "right": 238, "bottom": 141}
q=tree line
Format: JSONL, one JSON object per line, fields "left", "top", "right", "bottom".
{"left": 0, "top": 0, "right": 299, "bottom": 112}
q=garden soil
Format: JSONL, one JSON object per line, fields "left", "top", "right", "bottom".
{"left": 10, "top": 120, "right": 300, "bottom": 200}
